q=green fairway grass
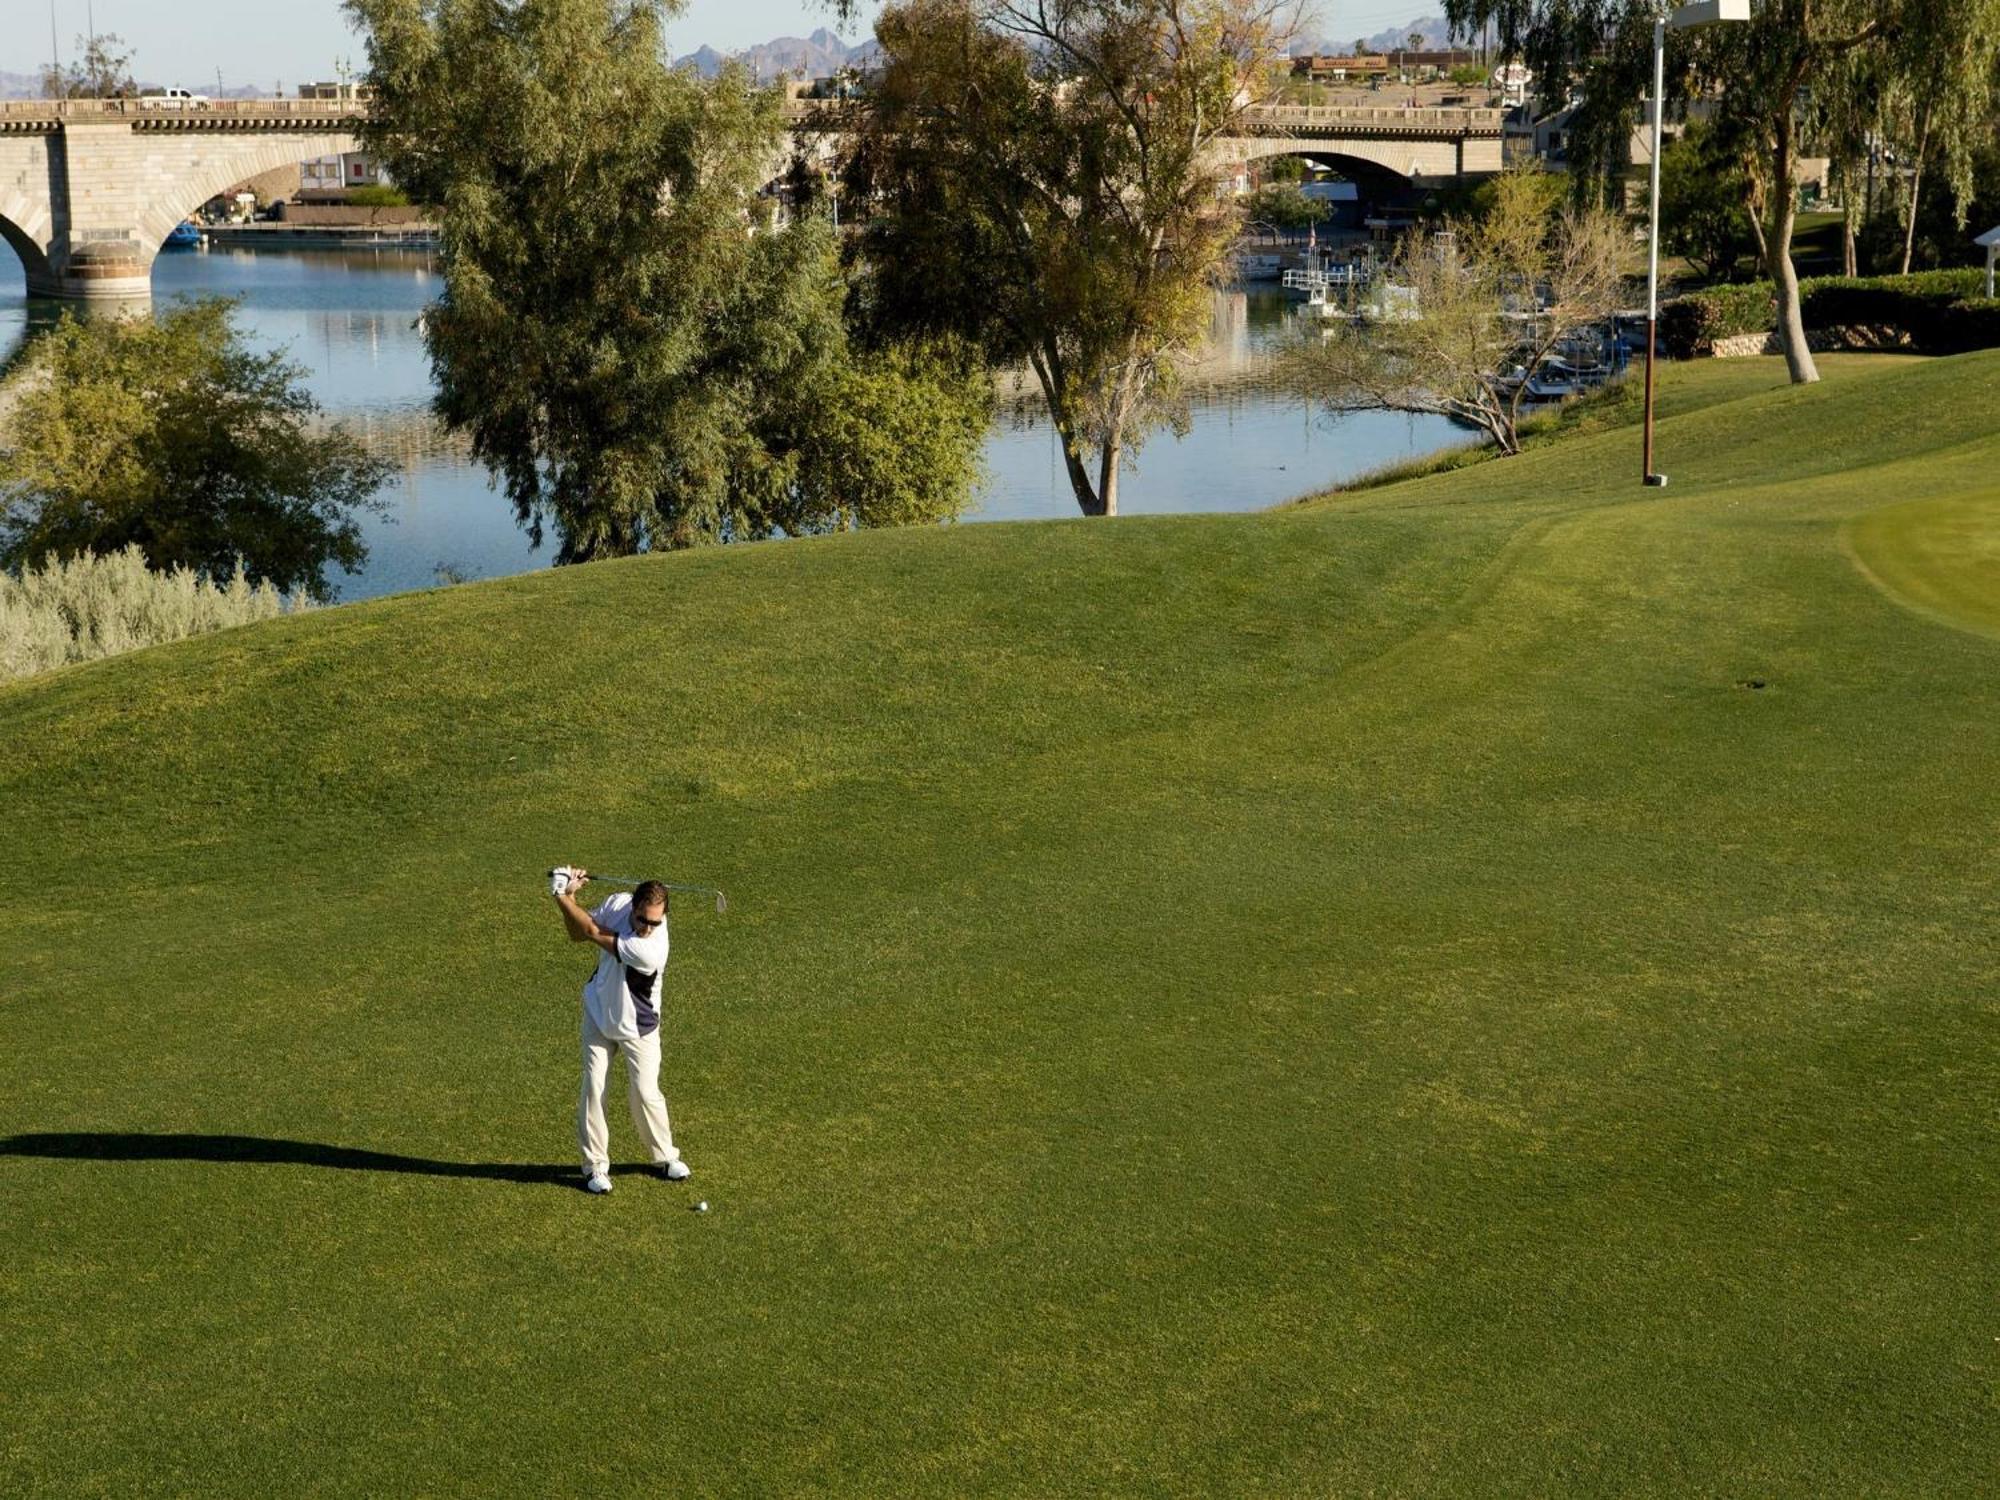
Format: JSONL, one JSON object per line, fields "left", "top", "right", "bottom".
{"left": 1846, "top": 491, "right": 2000, "bottom": 638}
{"left": 3, "top": 352, "right": 1997, "bottom": 1496}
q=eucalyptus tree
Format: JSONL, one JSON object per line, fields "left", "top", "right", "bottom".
{"left": 844, "top": 0, "right": 1293, "bottom": 517}
{"left": 40, "top": 32, "right": 136, "bottom": 100}
{"left": 345, "top": 0, "right": 986, "bottom": 559}
{"left": 1444, "top": 0, "right": 2000, "bottom": 385}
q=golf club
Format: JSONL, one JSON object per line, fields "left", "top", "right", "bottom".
{"left": 548, "top": 869, "right": 728, "bottom": 913}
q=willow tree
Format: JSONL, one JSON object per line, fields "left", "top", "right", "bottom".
{"left": 844, "top": 0, "right": 1291, "bottom": 516}
{"left": 1883, "top": 0, "right": 2000, "bottom": 274}
{"left": 1445, "top": 0, "right": 2000, "bottom": 385}
{"left": 346, "top": 0, "right": 986, "bottom": 558}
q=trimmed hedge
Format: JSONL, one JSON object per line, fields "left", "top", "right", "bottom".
{"left": 1661, "top": 269, "right": 1997, "bottom": 357}
{"left": 1658, "top": 283, "right": 1776, "bottom": 355}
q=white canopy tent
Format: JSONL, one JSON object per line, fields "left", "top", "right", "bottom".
{"left": 1980, "top": 225, "right": 2000, "bottom": 299}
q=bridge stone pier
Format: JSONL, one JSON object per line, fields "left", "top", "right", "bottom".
{"left": 0, "top": 99, "right": 361, "bottom": 301}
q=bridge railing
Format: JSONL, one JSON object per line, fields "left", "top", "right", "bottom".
{"left": 0, "top": 95, "right": 1503, "bottom": 133}
{"left": 0, "top": 98, "right": 366, "bottom": 123}
{"left": 1236, "top": 103, "right": 1506, "bottom": 132}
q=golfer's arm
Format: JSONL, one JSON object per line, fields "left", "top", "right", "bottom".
{"left": 555, "top": 891, "right": 615, "bottom": 952}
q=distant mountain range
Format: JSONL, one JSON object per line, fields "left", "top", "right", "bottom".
{"left": 1290, "top": 16, "right": 1461, "bottom": 56}
{"left": 674, "top": 27, "right": 880, "bottom": 83}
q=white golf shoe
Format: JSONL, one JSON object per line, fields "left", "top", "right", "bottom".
{"left": 584, "top": 1172, "right": 613, "bottom": 1195}
{"left": 660, "top": 1159, "right": 692, "bottom": 1182}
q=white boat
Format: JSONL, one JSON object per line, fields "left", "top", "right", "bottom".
{"left": 1300, "top": 282, "right": 1350, "bottom": 319}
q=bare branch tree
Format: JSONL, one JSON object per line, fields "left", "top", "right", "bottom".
{"left": 1289, "top": 168, "right": 1630, "bottom": 457}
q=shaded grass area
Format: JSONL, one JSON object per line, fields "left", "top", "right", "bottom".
{"left": 1316, "top": 353, "right": 1922, "bottom": 495}
{"left": 2, "top": 353, "right": 1997, "bottom": 1495}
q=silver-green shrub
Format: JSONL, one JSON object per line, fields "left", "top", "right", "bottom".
{"left": 0, "top": 546, "right": 316, "bottom": 683}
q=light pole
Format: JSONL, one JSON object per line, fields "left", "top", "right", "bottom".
{"left": 1644, "top": 0, "right": 1749, "bottom": 487}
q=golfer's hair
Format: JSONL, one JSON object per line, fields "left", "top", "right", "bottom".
{"left": 634, "top": 880, "right": 670, "bottom": 913}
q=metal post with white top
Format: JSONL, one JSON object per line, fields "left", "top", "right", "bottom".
{"left": 1642, "top": 0, "right": 1750, "bottom": 488}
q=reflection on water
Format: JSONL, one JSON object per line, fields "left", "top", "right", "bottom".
{"left": 0, "top": 247, "right": 1460, "bottom": 600}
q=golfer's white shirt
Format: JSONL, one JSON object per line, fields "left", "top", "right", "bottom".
{"left": 582, "top": 893, "right": 670, "bottom": 1042}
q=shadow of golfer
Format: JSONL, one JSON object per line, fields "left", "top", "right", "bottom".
{"left": 0, "top": 1132, "right": 621, "bottom": 1188}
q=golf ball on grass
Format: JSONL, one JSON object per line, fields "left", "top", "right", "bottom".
{"left": 695, "top": 1201, "right": 709, "bottom": 1213}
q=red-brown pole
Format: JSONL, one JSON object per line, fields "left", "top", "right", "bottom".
{"left": 1643, "top": 313, "right": 1658, "bottom": 481}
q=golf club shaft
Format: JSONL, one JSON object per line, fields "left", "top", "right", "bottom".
{"left": 548, "top": 870, "right": 728, "bottom": 912}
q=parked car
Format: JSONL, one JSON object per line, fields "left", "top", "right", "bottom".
{"left": 139, "top": 87, "right": 211, "bottom": 111}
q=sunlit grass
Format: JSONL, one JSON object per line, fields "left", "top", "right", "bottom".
{"left": 2, "top": 351, "right": 1996, "bottom": 1496}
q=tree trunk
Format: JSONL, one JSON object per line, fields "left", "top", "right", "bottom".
{"left": 1900, "top": 108, "right": 1931, "bottom": 276}
{"left": 1769, "top": 116, "right": 1819, "bottom": 385}
{"left": 1028, "top": 348, "right": 1107, "bottom": 515}
{"left": 1842, "top": 195, "right": 1858, "bottom": 278}
{"left": 1096, "top": 436, "right": 1121, "bottom": 516}
{"left": 1061, "top": 433, "right": 1106, "bottom": 515}
{"left": 1095, "top": 359, "right": 1140, "bottom": 518}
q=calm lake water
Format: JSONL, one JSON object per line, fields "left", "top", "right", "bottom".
{"left": 0, "top": 247, "right": 1461, "bottom": 600}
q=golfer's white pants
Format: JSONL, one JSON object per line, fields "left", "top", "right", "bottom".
{"left": 578, "top": 1012, "right": 679, "bottom": 1176}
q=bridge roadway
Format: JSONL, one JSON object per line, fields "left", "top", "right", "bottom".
{"left": 0, "top": 96, "right": 1503, "bottom": 301}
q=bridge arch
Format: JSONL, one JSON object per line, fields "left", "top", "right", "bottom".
{"left": 132, "top": 131, "right": 360, "bottom": 261}
{"left": 0, "top": 196, "right": 54, "bottom": 288}
{"left": 1231, "top": 144, "right": 1421, "bottom": 204}
{"left": 1231, "top": 139, "right": 1420, "bottom": 183}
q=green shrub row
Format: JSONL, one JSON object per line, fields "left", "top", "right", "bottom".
{"left": 1660, "top": 269, "right": 1996, "bottom": 357}
{"left": 0, "top": 546, "right": 315, "bottom": 682}
{"left": 1659, "top": 283, "right": 1778, "bottom": 352}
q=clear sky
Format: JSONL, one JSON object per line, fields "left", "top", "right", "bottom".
{"left": 1, "top": 1, "right": 1449, "bottom": 89}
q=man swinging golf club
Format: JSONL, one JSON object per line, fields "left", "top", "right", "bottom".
{"left": 550, "top": 866, "right": 691, "bottom": 1195}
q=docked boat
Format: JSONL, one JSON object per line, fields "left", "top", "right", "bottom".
{"left": 163, "top": 221, "right": 202, "bottom": 250}
{"left": 1282, "top": 261, "right": 1370, "bottom": 304}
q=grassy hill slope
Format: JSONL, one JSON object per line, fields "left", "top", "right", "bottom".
{"left": 2, "top": 353, "right": 1996, "bottom": 1496}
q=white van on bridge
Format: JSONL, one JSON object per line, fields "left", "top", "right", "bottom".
{"left": 138, "top": 88, "right": 211, "bottom": 111}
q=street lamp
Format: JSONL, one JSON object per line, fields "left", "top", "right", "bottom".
{"left": 1643, "top": 0, "right": 1749, "bottom": 487}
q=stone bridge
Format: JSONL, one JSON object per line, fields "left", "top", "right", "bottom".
{"left": 1218, "top": 102, "right": 1505, "bottom": 186}
{"left": 0, "top": 96, "right": 1504, "bottom": 300}
{"left": 0, "top": 98, "right": 363, "bottom": 300}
